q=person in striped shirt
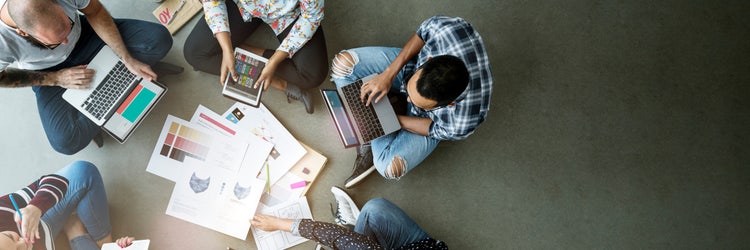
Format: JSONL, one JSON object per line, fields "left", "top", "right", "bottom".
{"left": 0, "top": 161, "right": 125, "bottom": 250}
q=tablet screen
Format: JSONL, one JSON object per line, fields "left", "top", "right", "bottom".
{"left": 222, "top": 48, "right": 267, "bottom": 107}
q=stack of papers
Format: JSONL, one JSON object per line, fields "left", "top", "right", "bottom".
{"left": 146, "top": 103, "right": 313, "bottom": 246}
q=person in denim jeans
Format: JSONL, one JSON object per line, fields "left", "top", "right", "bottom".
{"left": 0, "top": 161, "right": 131, "bottom": 250}
{"left": 0, "top": 0, "right": 172, "bottom": 155}
{"left": 330, "top": 16, "right": 493, "bottom": 188}
{"left": 252, "top": 197, "right": 447, "bottom": 249}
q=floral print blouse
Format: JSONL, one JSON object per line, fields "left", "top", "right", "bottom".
{"left": 201, "top": 0, "right": 324, "bottom": 57}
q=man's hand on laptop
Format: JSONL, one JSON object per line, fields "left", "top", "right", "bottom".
{"left": 123, "top": 58, "right": 157, "bottom": 82}
{"left": 52, "top": 65, "right": 94, "bottom": 89}
{"left": 360, "top": 72, "right": 394, "bottom": 106}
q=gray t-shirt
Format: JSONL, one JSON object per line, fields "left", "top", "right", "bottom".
{"left": 0, "top": 0, "right": 90, "bottom": 71}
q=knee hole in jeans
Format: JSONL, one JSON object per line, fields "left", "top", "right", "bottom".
{"left": 385, "top": 156, "right": 407, "bottom": 180}
{"left": 330, "top": 51, "right": 359, "bottom": 79}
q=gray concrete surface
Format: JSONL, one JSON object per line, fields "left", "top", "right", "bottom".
{"left": 0, "top": 0, "right": 748, "bottom": 249}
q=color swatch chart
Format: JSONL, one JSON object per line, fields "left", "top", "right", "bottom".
{"left": 160, "top": 122, "right": 210, "bottom": 162}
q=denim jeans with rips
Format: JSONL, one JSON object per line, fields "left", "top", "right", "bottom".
{"left": 330, "top": 47, "right": 440, "bottom": 179}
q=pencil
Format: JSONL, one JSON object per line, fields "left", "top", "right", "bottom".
{"left": 166, "top": 0, "right": 187, "bottom": 25}
{"left": 265, "top": 163, "right": 271, "bottom": 194}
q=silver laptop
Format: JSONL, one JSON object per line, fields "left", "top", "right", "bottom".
{"left": 62, "top": 46, "right": 167, "bottom": 143}
{"left": 321, "top": 74, "right": 401, "bottom": 148}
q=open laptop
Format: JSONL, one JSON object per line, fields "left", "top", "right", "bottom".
{"left": 320, "top": 74, "right": 401, "bottom": 148}
{"left": 62, "top": 46, "right": 167, "bottom": 143}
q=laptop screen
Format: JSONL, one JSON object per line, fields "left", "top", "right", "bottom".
{"left": 103, "top": 79, "right": 166, "bottom": 143}
{"left": 321, "top": 89, "right": 359, "bottom": 148}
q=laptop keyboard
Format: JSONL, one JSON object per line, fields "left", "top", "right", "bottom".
{"left": 82, "top": 61, "right": 136, "bottom": 120}
{"left": 341, "top": 79, "right": 385, "bottom": 143}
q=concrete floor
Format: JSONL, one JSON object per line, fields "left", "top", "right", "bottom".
{"left": 1, "top": 0, "right": 749, "bottom": 249}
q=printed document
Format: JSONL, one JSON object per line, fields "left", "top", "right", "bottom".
{"left": 251, "top": 196, "right": 312, "bottom": 250}
{"left": 222, "top": 103, "right": 307, "bottom": 185}
{"left": 166, "top": 159, "right": 267, "bottom": 240}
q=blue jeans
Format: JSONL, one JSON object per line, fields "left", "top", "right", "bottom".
{"left": 32, "top": 16, "right": 172, "bottom": 155}
{"left": 354, "top": 198, "right": 431, "bottom": 248}
{"left": 42, "top": 161, "right": 111, "bottom": 250}
{"left": 331, "top": 47, "right": 441, "bottom": 179}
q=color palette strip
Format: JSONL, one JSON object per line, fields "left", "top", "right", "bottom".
{"left": 159, "top": 122, "right": 211, "bottom": 162}
{"left": 116, "top": 83, "right": 156, "bottom": 123}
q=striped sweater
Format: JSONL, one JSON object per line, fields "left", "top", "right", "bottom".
{"left": 0, "top": 174, "right": 68, "bottom": 250}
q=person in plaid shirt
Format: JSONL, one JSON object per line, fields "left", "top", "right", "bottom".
{"left": 330, "top": 16, "right": 493, "bottom": 188}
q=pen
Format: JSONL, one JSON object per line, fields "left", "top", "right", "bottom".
{"left": 166, "top": 0, "right": 187, "bottom": 25}
{"left": 8, "top": 194, "right": 23, "bottom": 233}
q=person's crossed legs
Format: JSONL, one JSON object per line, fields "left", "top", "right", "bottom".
{"left": 42, "top": 161, "right": 113, "bottom": 249}
{"left": 331, "top": 48, "right": 439, "bottom": 184}
{"left": 354, "top": 198, "right": 432, "bottom": 249}
{"left": 33, "top": 17, "right": 171, "bottom": 155}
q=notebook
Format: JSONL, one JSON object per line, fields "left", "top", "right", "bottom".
{"left": 62, "top": 46, "right": 167, "bottom": 143}
{"left": 320, "top": 74, "right": 401, "bottom": 148}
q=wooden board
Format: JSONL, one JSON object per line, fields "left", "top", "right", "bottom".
{"left": 152, "top": 0, "right": 203, "bottom": 35}
{"left": 289, "top": 143, "right": 328, "bottom": 196}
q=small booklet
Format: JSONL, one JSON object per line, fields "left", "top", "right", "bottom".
{"left": 222, "top": 47, "right": 267, "bottom": 107}
{"left": 101, "top": 239, "right": 150, "bottom": 250}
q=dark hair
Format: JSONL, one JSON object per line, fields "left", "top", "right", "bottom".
{"left": 416, "top": 55, "right": 470, "bottom": 107}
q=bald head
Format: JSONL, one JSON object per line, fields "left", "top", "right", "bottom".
{"left": 7, "top": 0, "right": 65, "bottom": 34}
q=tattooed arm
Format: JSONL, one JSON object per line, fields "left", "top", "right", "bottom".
{"left": 0, "top": 66, "right": 94, "bottom": 89}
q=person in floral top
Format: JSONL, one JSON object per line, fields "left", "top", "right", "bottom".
{"left": 185, "top": 0, "right": 328, "bottom": 114}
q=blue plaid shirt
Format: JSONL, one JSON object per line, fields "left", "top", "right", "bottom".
{"left": 399, "top": 16, "right": 493, "bottom": 141}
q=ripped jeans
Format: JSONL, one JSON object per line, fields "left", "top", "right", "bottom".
{"left": 330, "top": 47, "right": 440, "bottom": 179}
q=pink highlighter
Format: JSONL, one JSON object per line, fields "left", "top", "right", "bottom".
{"left": 290, "top": 181, "right": 309, "bottom": 189}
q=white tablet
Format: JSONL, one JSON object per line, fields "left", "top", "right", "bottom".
{"left": 222, "top": 47, "right": 267, "bottom": 107}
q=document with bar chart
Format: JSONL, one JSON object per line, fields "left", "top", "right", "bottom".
{"left": 147, "top": 115, "right": 253, "bottom": 182}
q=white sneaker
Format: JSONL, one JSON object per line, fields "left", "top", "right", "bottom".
{"left": 330, "top": 186, "right": 360, "bottom": 227}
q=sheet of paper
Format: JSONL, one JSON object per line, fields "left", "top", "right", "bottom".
{"left": 101, "top": 240, "right": 150, "bottom": 250}
{"left": 191, "top": 105, "right": 239, "bottom": 137}
{"left": 146, "top": 115, "right": 251, "bottom": 182}
{"left": 222, "top": 103, "right": 307, "bottom": 185}
{"left": 251, "top": 196, "right": 312, "bottom": 250}
{"left": 166, "top": 159, "right": 267, "bottom": 240}
{"left": 260, "top": 173, "right": 306, "bottom": 207}
{"left": 190, "top": 105, "right": 275, "bottom": 184}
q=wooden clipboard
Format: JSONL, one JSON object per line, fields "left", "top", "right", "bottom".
{"left": 152, "top": 0, "right": 203, "bottom": 35}
{"left": 290, "top": 143, "right": 328, "bottom": 196}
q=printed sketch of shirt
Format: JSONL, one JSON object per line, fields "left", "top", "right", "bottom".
{"left": 201, "top": 0, "right": 324, "bottom": 57}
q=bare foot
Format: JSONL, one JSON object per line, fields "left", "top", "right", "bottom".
{"left": 63, "top": 214, "right": 86, "bottom": 241}
{"left": 268, "top": 74, "right": 287, "bottom": 92}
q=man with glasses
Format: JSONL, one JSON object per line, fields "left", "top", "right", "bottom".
{"left": 330, "top": 16, "right": 493, "bottom": 188}
{"left": 0, "top": 0, "right": 172, "bottom": 155}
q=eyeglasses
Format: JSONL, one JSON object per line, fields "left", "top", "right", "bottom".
{"left": 27, "top": 16, "right": 74, "bottom": 50}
